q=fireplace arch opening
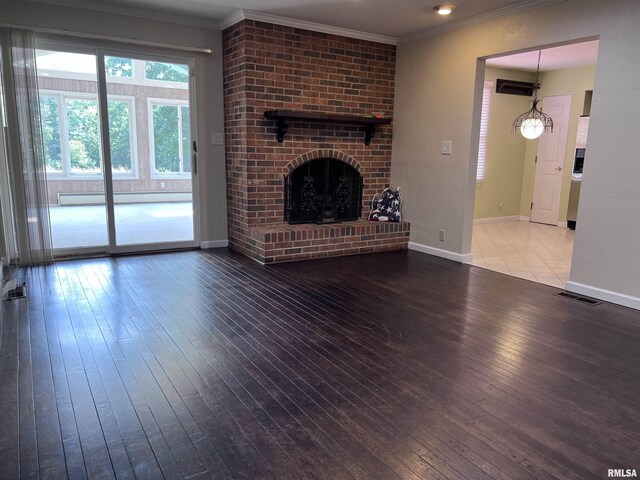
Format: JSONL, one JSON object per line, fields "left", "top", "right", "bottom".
{"left": 285, "top": 158, "right": 363, "bottom": 224}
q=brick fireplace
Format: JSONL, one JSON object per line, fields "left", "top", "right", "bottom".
{"left": 222, "top": 20, "right": 409, "bottom": 263}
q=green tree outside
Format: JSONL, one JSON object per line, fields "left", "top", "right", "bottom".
{"left": 152, "top": 104, "right": 191, "bottom": 174}
{"left": 145, "top": 61, "right": 188, "bottom": 83}
{"left": 181, "top": 106, "right": 191, "bottom": 173}
{"left": 108, "top": 101, "right": 132, "bottom": 172}
{"left": 39, "top": 95, "right": 62, "bottom": 173}
{"left": 66, "top": 98, "right": 101, "bottom": 173}
{"left": 153, "top": 105, "right": 180, "bottom": 173}
{"left": 105, "top": 56, "right": 133, "bottom": 78}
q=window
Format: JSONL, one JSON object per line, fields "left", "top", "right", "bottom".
{"left": 36, "top": 51, "right": 188, "bottom": 88}
{"left": 66, "top": 97, "right": 102, "bottom": 174}
{"left": 39, "top": 92, "right": 136, "bottom": 177}
{"left": 39, "top": 95, "right": 63, "bottom": 174}
{"left": 149, "top": 100, "right": 191, "bottom": 176}
{"left": 104, "top": 56, "right": 134, "bottom": 78}
{"left": 108, "top": 100, "right": 135, "bottom": 174}
{"left": 477, "top": 81, "right": 493, "bottom": 182}
{"left": 144, "top": 61, "right": 189, "bottom": 83}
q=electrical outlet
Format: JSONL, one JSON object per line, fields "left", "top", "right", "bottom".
{"left": 441, "top": 141, "right": 452, "bottom": 155}
{"left": 160, "top": 181, "right": 165, "bottom": 189}
{"left": 439, "top": 230, "right": 445, "bottom": 242}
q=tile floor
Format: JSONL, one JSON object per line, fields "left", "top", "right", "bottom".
{"left": 467, "top": 220, "right": 574, "bottom": 289}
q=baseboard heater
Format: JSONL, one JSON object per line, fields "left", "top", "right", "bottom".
{"left": 58, "top": 191, "right": 192, "bottom": 206}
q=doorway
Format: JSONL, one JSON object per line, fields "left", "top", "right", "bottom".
{"left": 35, "top": 44, "right": 198, "bottom": 256}
{"left": 470, "top": 39, "right": 598, "bottom": 287}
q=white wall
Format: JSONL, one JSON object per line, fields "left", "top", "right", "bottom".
{"left": 0, "top": 0, "right": 228, "bottom": 246}
{"left": 393, "top": 0, "right": 640, "bottom": 309}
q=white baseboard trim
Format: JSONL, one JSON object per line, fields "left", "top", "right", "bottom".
{"left": 409, "top": 242, "right": 473, "bottom": 263}
{"left": 474, "top": 215, "right": 530, "bottom": 224}
{"left": 565, "top": 281, "right": 640, "bottom": 311}
{"left": 558, "top": 221, "right": 568, "bottom": 228}
{"left": 200, "top": 240, "right": 229, "bottom": 249}
{"left": 473, "top": 215, "right": 519, "bottom": 224}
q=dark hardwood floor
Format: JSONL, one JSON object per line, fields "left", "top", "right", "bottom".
{"left": 1, "top": 249, "right": 639, "bottom": 479}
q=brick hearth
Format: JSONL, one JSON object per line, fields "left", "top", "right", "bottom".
{"left": 222, "top": 19, "right": 409, "bottom": 263}
{"left": 252, "top": 220, "right": 410, "bottom": 264}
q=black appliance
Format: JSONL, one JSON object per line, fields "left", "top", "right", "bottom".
{"left": 573, "top": 148, "right": 585, "bottom": 174}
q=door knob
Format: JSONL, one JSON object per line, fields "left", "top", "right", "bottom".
{"left": 555, "top": 166, "right": 563, "bottom": 171}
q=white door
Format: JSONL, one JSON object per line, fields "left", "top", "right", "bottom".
{"left": 531, "top": 95, "right": 572, "bottom": 225}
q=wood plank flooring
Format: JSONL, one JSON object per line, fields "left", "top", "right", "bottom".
{"left": 1, "top": 249, "right": 639, "bottom": 479}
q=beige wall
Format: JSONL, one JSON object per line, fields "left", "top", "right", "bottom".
{"left": 474, "top": 67, "right": 534, "bottom": 219}
{"left": 393, "top": 0, "right": 640, "bottom": 307}
{"left": 519, "top": 65, "right": 596, "bottom": 221}
{"left": 1, "top": 0, "right": 227, "bottom": 245}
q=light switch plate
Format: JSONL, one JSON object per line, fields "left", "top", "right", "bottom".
{"left": 441, "top": 140, "right": 452, "bottom": 155}
{"left": 212, "top": 132, "right": 224, "bottom": 145}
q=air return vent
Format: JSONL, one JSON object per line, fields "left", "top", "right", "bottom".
{"left": 556, "top": 291, "right": 602, "bottom": 306}
{"left": 2, "top": 280, "right": 27, "bottom": 301}
{"left": 496, "top": 79, "right": 539, "bottom": 96}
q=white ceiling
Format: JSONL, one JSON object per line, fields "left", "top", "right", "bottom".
{"left": 28, "top": 0, "right": 598, "bottom": 72}
{"left": 486, "top": 40, "right": 599, "bottom": 72}
{"left": 33, "top": 0, "right": 565, "bottom": 41}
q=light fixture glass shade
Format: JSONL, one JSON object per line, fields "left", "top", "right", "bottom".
{"left": 519, "top": 118, "right": 545, "bottom": 139}
{"left": 512, "top": 97, "right": 553, "bottom": 139}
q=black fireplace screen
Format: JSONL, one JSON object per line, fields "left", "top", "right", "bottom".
{"left": 285, "top": 158, "right": 363, "bottom": 224}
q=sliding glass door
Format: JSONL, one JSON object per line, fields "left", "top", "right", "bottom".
{"left": 103, "top": 55, "right": 195, "bottom": 247}
{"left": 36, "top": 48, "right": 109, "bottom": 252}
{"left": 35, "top": 44, "right": 198, "bottom": 256}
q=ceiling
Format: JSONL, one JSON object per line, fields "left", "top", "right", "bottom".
{"left": 33, "top": 0, "right": 565, "bottom": 41}
{"left": 486, "top": 40, "right": 599, "bottom": 71}
{"left": 28, "top": 0, "right": 597, "bottom": 72}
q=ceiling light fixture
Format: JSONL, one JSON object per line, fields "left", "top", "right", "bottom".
{"left": 512, "top": 50, "right": 554, "bottom": 140}
{"left": 433, "top": 4, "right": 456, "bottom": 15}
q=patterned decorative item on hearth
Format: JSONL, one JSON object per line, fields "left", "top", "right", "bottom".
{"left": 368, "top": 187, "right": 402, "bottom": 222}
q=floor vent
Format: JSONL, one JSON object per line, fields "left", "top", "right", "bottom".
{"left": 556, "top": 291, "right": 602, "bottom": 306}
{"left": 2, "top": 280, "right": 27, "bottom": 301}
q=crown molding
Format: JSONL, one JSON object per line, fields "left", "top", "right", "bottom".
{"left": 399, "top": 0, "right": 566, "bottom": 44}
{"left": 219, "top": 9, "right": 246, "bottom": 31}
{"left": 220, "top": 9, "right": 397, "bottom": 46}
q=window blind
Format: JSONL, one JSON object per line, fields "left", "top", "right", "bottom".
{"left": 477, "top": 81, "right": 493, "bottom": 182}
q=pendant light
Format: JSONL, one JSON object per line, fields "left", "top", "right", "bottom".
{"left": 512, "top": 50, "right": 553, "bottom": 140}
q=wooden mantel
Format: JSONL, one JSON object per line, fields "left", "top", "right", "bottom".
{"left": 263, "top": 109, "right": 392, "bottom": 145}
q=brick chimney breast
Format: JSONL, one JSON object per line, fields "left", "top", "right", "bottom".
{"left": 222, "top": 20, "right": 408, "bottom": 263}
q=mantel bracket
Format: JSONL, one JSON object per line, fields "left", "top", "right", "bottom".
{"left": 364, "top": 124, "right": 376, "bottom": 146}
{"left": 276, "top": 117, "right": 289, "bottom": 143}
